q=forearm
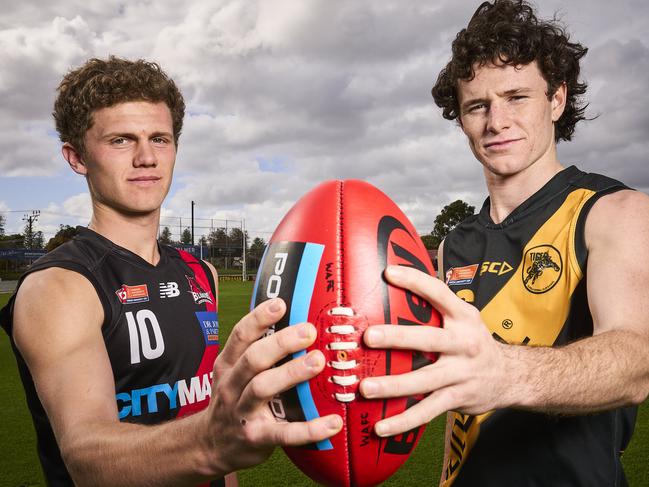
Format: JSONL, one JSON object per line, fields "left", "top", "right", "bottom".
{"left": 505, "top": 329, "right": 649, "bottom": 414}
{"left": 60, "top": 411, "right": 223, "bottom": 487}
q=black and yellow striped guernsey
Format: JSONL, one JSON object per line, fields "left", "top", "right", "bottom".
{"left": 441, "top": 166, "right": 637, "bottom": 487}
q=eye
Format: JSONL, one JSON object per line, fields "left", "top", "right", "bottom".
{"left": 467, "top": 103, "right": 487, "bottom": 113}
{"left": 510, "top": 95, "right": 528, "bottom": 102}
{"left": 152, "top": 136, "right": 170, "bottom": 145}
{"left": 111, "top": 137, "right": 128, "bottom": 145}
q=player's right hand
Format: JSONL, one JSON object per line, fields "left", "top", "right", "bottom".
{"left": 201, "top": 298, "right": 343, "bottom": 475}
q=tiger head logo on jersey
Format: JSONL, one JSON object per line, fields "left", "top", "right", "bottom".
{"left": 522, "top": 245, "right": 563, "bottom": 293}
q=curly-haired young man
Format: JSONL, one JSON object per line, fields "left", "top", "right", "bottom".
{"left": 1, "top": 56, "right": 342, "bottom": 487}
{"left": 359, "top": 2, "right": 649, "bottom": 485}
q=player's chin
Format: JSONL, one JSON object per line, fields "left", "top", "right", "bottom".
{"left": 118, "top": 202, "right": 164, "bottom": 217}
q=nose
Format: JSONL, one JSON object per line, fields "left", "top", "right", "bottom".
{"left": 486, "top": 101, "right": 511, "bottom": 133}
{"left": 133, "top": 141, "right": 157, "bottom": 167}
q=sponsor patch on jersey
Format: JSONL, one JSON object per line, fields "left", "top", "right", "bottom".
{"left": 195, "top": 311, "right": 219, "bottom": 345}
{"left": 159, "top": 282, "right": 180, "bottom": 299}
{"left": 522, "top": 244, "right": 563, "bottom": 294}
{"left": 115, "top": 284, "right": 149, "bottom": 304}
{"left": 185, "top": 275, "right": 214, "bottom": 305}
{"left": 446, "top": 264, "right": 479, "bottom": 286}
{"left": 479, "top": 261, "right": 513, "bottom": 276}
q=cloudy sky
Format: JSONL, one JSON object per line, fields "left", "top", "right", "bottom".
{"left": 1, "top": 0, "right": 648, "bottom": 243}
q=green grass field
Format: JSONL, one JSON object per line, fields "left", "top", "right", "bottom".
{"left": 1, "top": 284, "right": 648, "bottom": 486}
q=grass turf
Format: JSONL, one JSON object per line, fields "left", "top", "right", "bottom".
{"left": 1, "top": 285, "right": 648, "bottom": 486}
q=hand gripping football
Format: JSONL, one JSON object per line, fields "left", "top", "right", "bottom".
{"left": 251, "top": 180, "right": 441, "bottom": 486}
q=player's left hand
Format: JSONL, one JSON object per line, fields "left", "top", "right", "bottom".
{"left": 359, "top": 265, "right": 512, "bottom": 437}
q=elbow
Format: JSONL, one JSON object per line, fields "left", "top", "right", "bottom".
{"left": 58, "top": 432, "right": 95, "bottom": 486}
{"left": 630, "top": 381, "right": 649, "bottom": 406}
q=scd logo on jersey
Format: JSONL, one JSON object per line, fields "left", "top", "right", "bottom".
{"left": 522, "top": 244, "right": 563, "bottom": 294}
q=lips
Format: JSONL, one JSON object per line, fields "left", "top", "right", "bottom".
{"left": 128, "top": 175, "right": 162, "bottom": 187}
{"left": 484, "top": 138, "right": 521, "bottom": 149}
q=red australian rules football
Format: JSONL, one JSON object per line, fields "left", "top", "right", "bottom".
{"left": 251, "top": 180, "right": 441, "bottom": 486}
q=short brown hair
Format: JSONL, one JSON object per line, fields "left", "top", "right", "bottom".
{"left": 53, "top": 56, "right": 185, "bottom": 153}
{"left": 432, "top": 0, "right": 588, "bottom": 142}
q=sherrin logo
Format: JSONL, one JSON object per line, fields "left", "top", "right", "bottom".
{"left": 522, "top": 244, "right": 563, "bottom": 294}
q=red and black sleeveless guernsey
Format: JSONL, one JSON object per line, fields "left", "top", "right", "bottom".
{"left": 0, "top": 227, "right": 224, "bottom": 487}
{"left": 440, "top": 166, "right": 637, "bottom": 487}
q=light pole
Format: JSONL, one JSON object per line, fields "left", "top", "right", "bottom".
{"left": 191, "top": 200, "right": 195, "bottom": 246}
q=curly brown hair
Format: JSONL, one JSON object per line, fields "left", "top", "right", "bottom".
{"left": 53, "top": 56, "right": 185, "bottom": 154}
{"left": 432, "top": 0, "right": 588, "bottom": 142}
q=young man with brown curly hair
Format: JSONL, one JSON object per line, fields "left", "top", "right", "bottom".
{"left": 1, "top": 56, "right": 342, "bottom": 487}
{"left": 359, "top": 1, "right": 649, "bottom": 485}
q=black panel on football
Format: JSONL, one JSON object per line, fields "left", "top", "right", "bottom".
{"left": 253, "top": 241, "right": 309, "bottom": 423}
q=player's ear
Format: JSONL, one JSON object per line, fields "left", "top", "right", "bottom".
{"left": 62, "top": 143, "right": 88, "bottom": 176}
{"left": 551, "top": 82, "right": 567, "bottom": 122}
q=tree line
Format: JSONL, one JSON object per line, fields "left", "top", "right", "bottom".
{"left": 0, "top": 199, "right": 476, "bottom": 264}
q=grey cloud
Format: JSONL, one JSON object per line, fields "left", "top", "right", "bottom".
{"left": 1, "top": 0, "right": 648, "bottom": 240}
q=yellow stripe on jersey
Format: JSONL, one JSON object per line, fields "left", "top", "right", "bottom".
{"left": 443, "top": 187, "right": 597, "bottom": 486}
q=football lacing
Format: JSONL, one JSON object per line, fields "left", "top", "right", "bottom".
{"left": 329, "top": 307, "right": 354, "bottom": 316}
{"left": 327, "top": 306, "right": 359, "bottom": 402}
{"left": 330, "top": 359, "right": 357, "bottom": 370}
{"left": 331, "top": 375, "right": 358, "bottom": 386}
{"left": 328, "top": 325, "right": 355, "bottom": 334}
{"left": 334, "top": 393, "right": 356, "bottom": 402}
{"left": 327, "top": 341, "right": 357, "bottom": 351}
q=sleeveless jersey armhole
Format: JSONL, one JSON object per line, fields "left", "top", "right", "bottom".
{"left": 197, "top": 260, "right": 217, "bottom": 297}
{"left": 32, "top": 262, "right": 111, "bottom": 328}
{"left": 2, "top": 261, "right": 112, "bottom": 335}
{"left": 573, "top": 186, "right": 630, "bottom": 272}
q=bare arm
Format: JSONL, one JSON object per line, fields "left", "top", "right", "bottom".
{"left": 360, "top": 190, "right": 649, "bottom": 435}
{"left": 14, "top": 268, "right": 342, "bottom": 486}
{"left": 508, "top": 189, "right": 649, "bottom": 412}
{"left": 435, "top": 240, "right": 451, "bottom": 487}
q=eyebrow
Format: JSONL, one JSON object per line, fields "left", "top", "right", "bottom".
{"left": 460, "top": 87, "right": 535, "bottom": 111}
{"left": 102, "top": 130, "right": 174, "bottom": 140}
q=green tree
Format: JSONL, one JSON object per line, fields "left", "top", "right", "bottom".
{"left": 0, "top": 233, "right": 23, "bottom": 249}
{"left": 31, "top": 231, "right": 45, "bottom": 250}
{"left": 430, "top": 200, "right": 475, "bottom": 248}
{"left": 208, "top": 228, "right": 228, "bottom": 248}
{"left": 249, "top": 237, "right": 266, "bottom": 255}
{"left": 420, "top": 234, "right": 437, "bottom": 250}
{"left": 248, "top": 237, "right": 266, "bottom": 270}
{"left": 23, "top": 221, "right": 41, "bottom": 249}
{"left": 158, "top": 226, "right": 173, "bottom": 245}
{"left": 46, "top": 225, "right": 80, "bottom": 251}
{"left": 180, "top": 227, "right": 192, "bottom": 244}
{"left": 228, "top": 227, "right": 248, "bottom": 257}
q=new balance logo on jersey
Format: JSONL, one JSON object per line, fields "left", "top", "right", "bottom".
{"left": 159, "top": 282, "right": 180, "bottom": 299}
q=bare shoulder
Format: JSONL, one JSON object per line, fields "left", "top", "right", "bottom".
{"left": 13, "top": 267, "right": 104, "bottom": 362}
{"left": 585, "top": 189, "right": 649, "bottom": 334}
{"left": 585, "top": 189, "right": 649, "bottom": 248}
{"left": 202, "top": 260, "right": 219, "bottom": 295}
{"left": 202, "top": 259, "right": 219, "bottom": 279}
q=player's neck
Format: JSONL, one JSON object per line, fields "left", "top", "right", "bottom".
{"left": 484, "top": 157, "right": 564, "bottom": 224}
{"left": 88, "top": 205, "right": 162, "bottom": 265}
